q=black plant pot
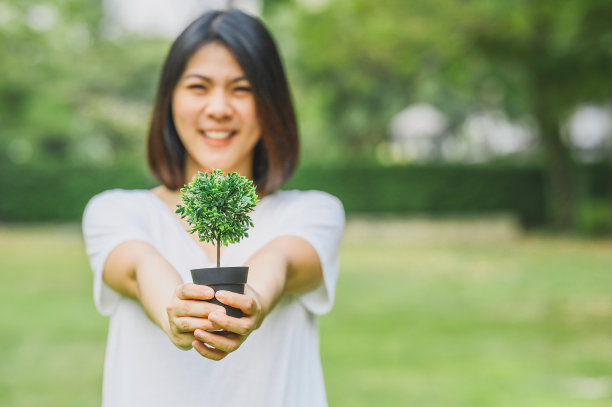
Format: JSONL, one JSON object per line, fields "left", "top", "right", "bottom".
{"left": 190, "top": 266, "right": 249, "bottom": 318}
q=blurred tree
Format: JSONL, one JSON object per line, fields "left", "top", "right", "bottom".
{"left": 266, "top": 0, "right": 439, "bottom": 163}
{"left": 459, "top": 0, "right": 612, "bottom": 229}
{"left": 266, "top": 0, "right": 612, "bottom": 229}
{"left": 3, "top": 0, "right": 610, "bottom": 229}
{"left": 0, "top": 0, "right": 166, "bottom": 167}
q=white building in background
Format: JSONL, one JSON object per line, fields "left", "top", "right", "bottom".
{"left": 388, "top": 104, "right": 612, "bottom": 164}
{"left": 101, "top": 0, "right": 262, "bottom": 39}
{"left": 455, "top": 110, "right": 535, "bottom": 162}
{"left": 566, "top": 105, "right": 612, "bottom": 161}
{"left": 388, "top": 103, "right": 448, "bottom": 162}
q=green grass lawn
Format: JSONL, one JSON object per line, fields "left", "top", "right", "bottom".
{"left": 1, "top": 221, "right": 612, "bottom": 406}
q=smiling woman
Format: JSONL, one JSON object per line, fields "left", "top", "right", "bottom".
{"left": 81, "top": 8, "right": 345, "bottom": 407}
{"left": 171, "top": 43, "right": 261, "bottom": 177}
{"left": 147, "top": 9, "right": 299, "bottom": 195}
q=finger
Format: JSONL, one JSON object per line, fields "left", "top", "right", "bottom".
{"left": 172, "top": 332, "right": 196, "bottom": 350}
{"left": 192, "top": 339, "right": 228, "bottom": 361}
{"left": 215, "top": 291, "right": 257, "bottom": 315}
{"left": 193, "top": 329, "right": 244, "bottom": 353}
{"left": 175, "top": 283, "right": 215, "bottom": 300}
{"left": 174, "top": 300, "right": 226, "bottom": 318}
{"left": 173, "top": 316, "right": 219, "bottom": 333}
{"left": 208, "top": 311, "right": 253, "bottom": 336}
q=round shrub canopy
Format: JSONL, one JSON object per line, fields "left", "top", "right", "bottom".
{"left": 176, "top": 169, "right": 259, "bottom": 248}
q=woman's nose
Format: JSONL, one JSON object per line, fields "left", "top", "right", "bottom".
{"left": 204, "top": 89, "right": 232, "bottom": 120}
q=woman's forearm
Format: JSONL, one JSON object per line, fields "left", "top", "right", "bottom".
{"left": 103, "top": 241, "right": 182, "bottom": 333}
{"left": 133, "top": 249, "right": 183, "bottom": 333}
{"left": 244, "top": 235, "right": 323, "bottom": 316}
{"left": 104, "top": 240, "right": 220, "bottom": 350}
{"left": 245, "top": 247, "right": 288, "bottom": 316}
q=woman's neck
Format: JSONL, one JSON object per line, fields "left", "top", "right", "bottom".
{"left": 183, "top": 161, "right": 253, "bottom": 185}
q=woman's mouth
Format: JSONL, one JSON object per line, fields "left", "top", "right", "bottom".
{"left": 201, "top": 130, "right": 237, "bottom": 140}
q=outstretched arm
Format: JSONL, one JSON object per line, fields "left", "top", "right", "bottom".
{"left": 103, "top": 240, "right": 225, "bottom": 349}
{"left": 191, "top": 235, "right": 322, "bottom": 360}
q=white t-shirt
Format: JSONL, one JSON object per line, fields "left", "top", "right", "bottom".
{"left": 82, "top": 188, "right": 345, "bottom": 407}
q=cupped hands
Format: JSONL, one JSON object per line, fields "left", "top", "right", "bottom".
{"left": 192, "top": 285, "right": 265, "bottom": 361}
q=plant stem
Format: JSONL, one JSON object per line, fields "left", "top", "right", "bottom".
{"left": 216, "top": 237, "right": 220, "bottom": 268}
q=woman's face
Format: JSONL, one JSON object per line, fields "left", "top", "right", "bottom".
{"left": 172, "top": 42, "right": 261, "bottom": 180}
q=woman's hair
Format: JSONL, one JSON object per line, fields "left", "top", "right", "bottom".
{"left": 147, "top": 9, "right": 298, "bottom": 195}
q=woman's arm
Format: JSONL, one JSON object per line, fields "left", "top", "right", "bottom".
{"left": 102, "top": 233, "right": 323, "bottom": 360}
{"left": 248, "top": 235, "right": 323, "bottom": 313}
{"left": 191, "top": 235, "right": 322, "bottom": 360}
{"left": 103, "top": 240, "right": 224, "bottom": 349}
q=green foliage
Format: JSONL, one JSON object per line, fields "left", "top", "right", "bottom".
{"left": 265, "top": 0, "right": 612, "bottom": 229}
{"left": 4, "top": 1, "right": 611, "bottom": 232}
{"left": 4, "top": 161, "right": 612, "bottom": 235}
{"left": 265, "top": 0, "right": 612, "bottom": 164}
{"left": 0, "top": 1, "right": 167, "bottom": 167}
{"left": 0, "top": 160, "right": 154, "bottom": 222}
{"left": 267, "top": 0, "right": 427, "bottom": 162}
{"left": 176, "top": 170, "right": 258, "bottom": 251}
{"left": 286, "top": 164, "right": 548, "bottom": 227}
{"left": 576, "top": 200, "right": 612, "bottom": 237}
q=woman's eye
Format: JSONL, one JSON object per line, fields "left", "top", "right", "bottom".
{"left": 188, "top": 84, "right": 207, "bottom": 90}
{"left": 234, "top": 86, "right": 252, "bottom": 93}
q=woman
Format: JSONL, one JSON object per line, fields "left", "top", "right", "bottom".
{"left": 82, "top": 9, "right": 344, "bottom": 407}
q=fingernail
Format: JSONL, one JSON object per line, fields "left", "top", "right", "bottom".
{"left": 216, "top": 291, "right": 227, "bottom": 300}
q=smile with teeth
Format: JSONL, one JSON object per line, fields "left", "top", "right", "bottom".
{"left": 202, "top": 130, "right": 236, "bottom": 140}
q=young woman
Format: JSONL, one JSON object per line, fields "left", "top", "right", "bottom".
{"left": 82, "top": 9, "right": 344, "bottom": 407}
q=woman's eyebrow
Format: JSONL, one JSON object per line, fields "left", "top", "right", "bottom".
{"left": 229, "top": 76, "right": 249, "bottom": 84}
{"left": 182, "top": 74, "right": 212, "bottom": 82}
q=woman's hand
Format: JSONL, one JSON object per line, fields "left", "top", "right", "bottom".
{"left": 164, "top": 283, "right": 226, "bottom": 350}
{"left": 192, "top": 285, "right": 265, "bottom": 361}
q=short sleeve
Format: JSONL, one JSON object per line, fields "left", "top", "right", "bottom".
{"left": 279, "top": 191, "right": 345, "bottom": 315}
{"left": 82, "top": 190, "right": 154, "bottom": 315}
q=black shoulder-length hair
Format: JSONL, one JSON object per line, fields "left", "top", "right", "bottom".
{"left": 147, "top": 9, "right": 298, "bottom": 195}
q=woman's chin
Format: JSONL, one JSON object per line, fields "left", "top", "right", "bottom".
{"left": 187, "top": 158, "right": 251, "bottom": 177}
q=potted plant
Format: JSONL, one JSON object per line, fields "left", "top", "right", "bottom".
{"left": 176, "top": 169, "right": 258, "bottom": 317}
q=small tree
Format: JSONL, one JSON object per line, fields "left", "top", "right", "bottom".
{"left": 176, "top": 169, "right": 258, "bottom": 268}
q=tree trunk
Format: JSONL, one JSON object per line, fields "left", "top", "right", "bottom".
{"left": 216, "top": 237, "right": 220, "bottom": 268}
{"left": 534, "top": 101, "right": 575, "bottom": 230}
{"left": 527, "top": 9, "right": 576, "bottom": 231}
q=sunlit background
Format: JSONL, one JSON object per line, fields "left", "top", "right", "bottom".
{"left": 1, "top": 0, "right": 612, "bottom": 405}
{"left": 1, "top": 0, "right": 612, "bottom": 231}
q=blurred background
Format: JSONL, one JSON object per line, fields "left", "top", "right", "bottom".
{"left": 1, "top": 0, "right": 612, "bottom": 406}
{"left": 1, "top": 0, "right": 611, "bottom": 232}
